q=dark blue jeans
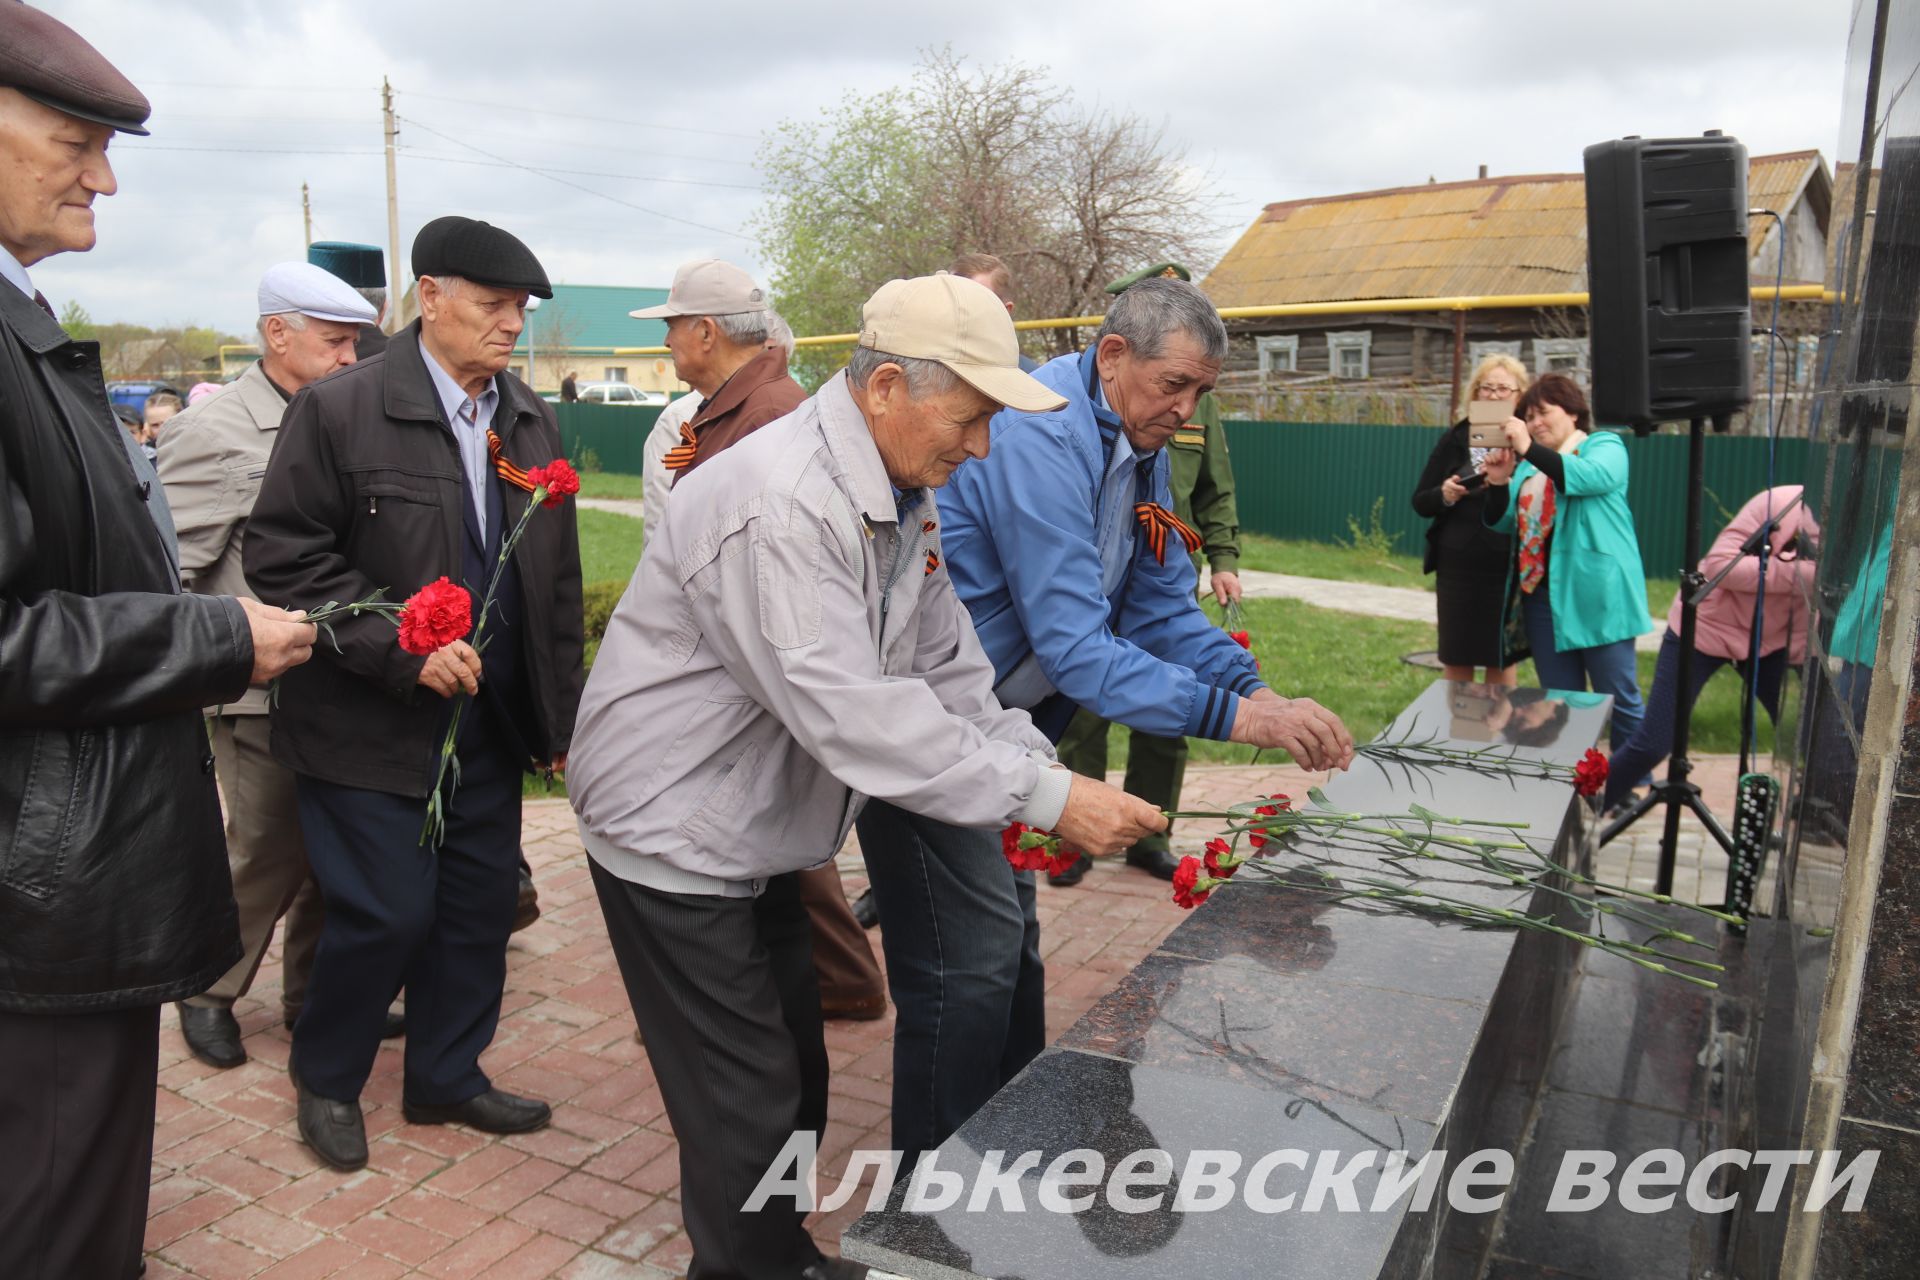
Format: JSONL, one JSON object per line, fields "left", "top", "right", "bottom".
{"left": 1522, "top": 588, "right": 1646, "bottom": 753}
{"left": 1603, "top": 629, "right": 1786, "bottom": 810}
{"left": 855, "top": 799, "right": 1046, "bottom": 1172}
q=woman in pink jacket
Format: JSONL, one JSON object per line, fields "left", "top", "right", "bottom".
{"left": 1603, "top": 485, "right": 1815, "bottom": 810}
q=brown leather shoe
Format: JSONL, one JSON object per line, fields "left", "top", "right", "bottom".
{"left": 820, "top": 993, "right": 888, "bottom": 1021}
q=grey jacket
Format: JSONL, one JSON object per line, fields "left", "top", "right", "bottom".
{"left": 155, "top": 362, "right": 285, "bottom": 714}
{"left": 569, "top": 371, "right": 1069, "bottom": 885}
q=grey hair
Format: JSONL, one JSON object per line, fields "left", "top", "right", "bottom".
{"left": 257, "top": 311, "right": 308, "bottom": 340}
{"left": 846, "top": 346, "right": 959, "bottom": 398}
{"left": 763, "top": 309, "right": 796, "bottom": 357}
{"left": 1094, "top": 276, "right": 1227, "bottom": 362}
{"left": 354, "top": 285, "right": 388, "bottom": 316}
{"left": 710, "top": 310, "right": 770, "bottom": 347}
{"left": 421, "top": 274, "right": 467, "bottom": 299}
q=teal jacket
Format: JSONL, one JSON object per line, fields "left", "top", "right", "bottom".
{"left": 1488, "top": 430, "right": 1651, "bottom": 651}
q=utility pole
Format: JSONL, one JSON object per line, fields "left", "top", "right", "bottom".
{"left": 301, "top": 182, "right": 312, "bottom": 248}
{"left": 382, "top": 77, "right": 402, "bottom": 335}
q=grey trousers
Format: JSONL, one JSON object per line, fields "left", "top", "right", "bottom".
{"left": 184, "top": 714, "right": 322, "bottom": 1015}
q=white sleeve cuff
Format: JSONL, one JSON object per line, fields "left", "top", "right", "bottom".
{"left": 1015, "top": 752, "right": 1073, "bottom": 832}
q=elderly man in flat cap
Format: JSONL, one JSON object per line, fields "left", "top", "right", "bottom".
{"left": 246, "top": 216, "right": 585, "bottom": 1171}
{"left": 158, "top": 263, "right": 377, "bottom": 1071}
{"left": 571, "top": 274, "right": 1166, "bottom": 1280}
{"left": 0, "top": 7, "right": 316, "bottom": 1275}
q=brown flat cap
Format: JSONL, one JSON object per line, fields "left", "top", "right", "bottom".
{"left": 0, "top": 3, "right": 151, "bottom": 136}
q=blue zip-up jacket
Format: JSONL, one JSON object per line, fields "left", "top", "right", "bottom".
{"left": 937, "top": 351, "right": 1265, "bottom": 740}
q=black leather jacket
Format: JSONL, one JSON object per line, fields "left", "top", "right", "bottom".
{"left": 0, "top": 283, "right": 252, "bottom": 1013}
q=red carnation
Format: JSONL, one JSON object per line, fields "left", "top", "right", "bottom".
{"left": 1574, "top": 748, "right": 1609, "bottom": 797}
{"left": 1172, "top": 855, "right": 1213, "bottom": 909}
{"left": 1248, "top": 803, "right": 1281, "bottom": 850}
{"left": 396, "top": 576, "right": 473, "bottom": 656}
{"left": 527, "top": 458, "right": 581, "bottom": 508}
{"left": 1044, "top": 842, "right": 1083, "bottom": 877}
{"left": 1230, "top": 630, "right": 1251, "bottom": 650}
{"left": 1202, "top": 837, "right": 1239, "bottom": 879}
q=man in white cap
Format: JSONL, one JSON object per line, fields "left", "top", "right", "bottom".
{"left": 156, "top": 262, "right": 376, "bottom": 1070}
{"left": 571, "top": 274, "right": 1165, "bottom": 1279}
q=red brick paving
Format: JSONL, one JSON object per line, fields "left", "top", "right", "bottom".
{"left": 144, "top": 758, "right": 1737, "bottom": 1277}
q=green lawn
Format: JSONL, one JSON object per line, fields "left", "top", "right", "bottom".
{"left": 558, "top": 511, "right": 1781, "bottom": 796}
{"left": 578, "top": 471, "right": 648, "bottom": 502}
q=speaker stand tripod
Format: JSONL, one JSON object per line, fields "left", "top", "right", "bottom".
{"left": 1598, "top": 414, "right": 1736, "bottom": 893}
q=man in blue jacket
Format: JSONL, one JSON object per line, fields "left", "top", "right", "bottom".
{"left": 856, "top": 274, "right": 1351, "bottom": 1172}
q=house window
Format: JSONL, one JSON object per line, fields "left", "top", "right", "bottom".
{"left": 604, "top": 366, "right": 628, "bottom": 382}
{"left": 1327, "top": 330, "right": 1371, "bottom": 379}
{"left": 1532, "top": 338, "right": 1588, "bottom": 380}
{"left": 1256, "top": 335, "right": 1298, "bottom": 377}
{"left": 1467, "top": 340, "right": 1523, "bottom": 376}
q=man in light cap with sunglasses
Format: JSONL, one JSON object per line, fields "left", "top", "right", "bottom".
{"left": 571, "top": 273, "right": 1164, "bottom": 1279}
{"left": 0, "top": 6, "right": 317, "bottom": 1275}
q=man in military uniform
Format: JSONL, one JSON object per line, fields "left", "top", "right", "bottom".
{"left": 1053, "top": 263, "right": 1244, "bottom": 883}
{"left": 308, "top": 240, "right": 390, "bottom": 359}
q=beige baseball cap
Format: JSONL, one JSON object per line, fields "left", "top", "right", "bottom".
{"left": 630, "top": 259, "right": 767, "bottom": 318}
{"left": 859, "top": 274, "right": 1066, "bottom": 413}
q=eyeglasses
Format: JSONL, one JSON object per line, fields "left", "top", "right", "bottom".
{"left": 1475, "top": 383, "right": 1519, "bottom": 397}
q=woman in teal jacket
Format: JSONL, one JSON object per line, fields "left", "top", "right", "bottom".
{"left": 1482, "top": 374, "right": 1651, "bottom": 749}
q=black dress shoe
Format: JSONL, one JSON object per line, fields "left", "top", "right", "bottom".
{"left": 1046, "top": 851, "right": 1093, "bottom": 887}
{"left": 801, "top": 1258, "right": 868, "bottom": 1280}
{"left": 403, "top": 1087, "right": 551, "bottom": 1134}
{"left": 512, "top": 865, "right": 540, "bottom": 933}
{"left": 176, "top": 1002, "right": 247, "bottom": 1069}
{"left": 1125, "top": 846, "right": 1181, "bottom": 881}
{"left": 290, "top": 1061, "right": 367, "bottom": 1171}
{"left": 851, "top": 887, "right": 880, "bottom": 930}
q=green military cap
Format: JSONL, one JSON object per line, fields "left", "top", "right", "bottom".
{"left": 1105, "top": 262, "right": 1191, "bottom": 294}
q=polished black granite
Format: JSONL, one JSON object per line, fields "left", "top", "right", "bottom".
{"left": 845, "top": 682, "right": 1614, "bottom": 1279}
{"left": 1841, "top": 790, "right": 1920, "bottom": 1129}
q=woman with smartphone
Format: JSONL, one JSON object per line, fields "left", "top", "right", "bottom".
{"left": 1481, "top": 373, "right": 1652, "bottom": 751}
{"left": 1411, "top": 354, "right": 1528, "bottom": 683}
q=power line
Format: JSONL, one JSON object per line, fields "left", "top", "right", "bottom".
{"left": 397, "top": 148, "right": 761, "bottom": 191}
{"left": 132, "top": 144, "right": 386, "bottom": 156}
{"left": 395, "top": 116, "right": 751, "bottom": 241}
{"left": 398, "top": 89, "right": 758, "bottom": 141}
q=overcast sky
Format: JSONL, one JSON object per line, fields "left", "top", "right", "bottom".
{"left": 31, "top": 0, "right": 1853, "bottom": 335}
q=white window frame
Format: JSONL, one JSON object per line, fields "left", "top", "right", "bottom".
{"left": 1327, "top": 330, "right": 1371, "bottom": 379}
{"left": 1532, "top": 338, "right": 1589, "bottom": 379}
{"left": 604, "top": 366, "right": 628, "bottom": 382}
{"left": 1256, "top": 334, "right": 1299, "bottom": 377}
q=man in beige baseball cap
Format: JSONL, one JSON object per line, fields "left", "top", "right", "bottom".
{"left": 633, "top": 259, "right": 801, "bottom": 480}
{"left": 568, "top": 273, "right": 1158, "bottom": 1275}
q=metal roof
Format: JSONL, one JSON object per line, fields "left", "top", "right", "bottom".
{"left": 513, "top": 283, "right": 671, "bottom": 355}
{"left": 1203, "top": 151, "right": 1831, "bottom": 308}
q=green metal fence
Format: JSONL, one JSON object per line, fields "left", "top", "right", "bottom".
{"left": 555, "top": 401, "right": 666, "bottom": 475}
{"left": 559, "top": 402, "right": 1810, "bottom": 577}
{"left": 1222, "top": 420, "right": 1810, "bottom": 576}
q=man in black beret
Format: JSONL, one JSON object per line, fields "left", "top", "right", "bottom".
{"left": 0, "top": 5, "right": 318, "bottom": 1275}
{"left": 246, "top": 216, "right": 583, "bottom": 1172}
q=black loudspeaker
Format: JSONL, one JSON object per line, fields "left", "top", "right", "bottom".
{"left": 1584, "top": 133, "right": 1753, "bottom": 432}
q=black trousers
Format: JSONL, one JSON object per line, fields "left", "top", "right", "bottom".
{"left": 0, "top": 1003, "right": 159, "bottom": 1280}
{"left": 292, "top": 724, "right": 522, "bottom": 1104}
{"left": 591, "top": 861, "right": 828, "bottom": 1280}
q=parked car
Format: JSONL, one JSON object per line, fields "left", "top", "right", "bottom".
{"left": 575, "top": 381, "right": 668, "bottom": 407}
{"left": 106, "top": 379, "right": 183, "bottom": 413}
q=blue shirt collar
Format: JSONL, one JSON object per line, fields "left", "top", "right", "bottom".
{"left": 417, "top": 336, "right": 498, "bottom": 426}
{"left": 0, "top": 245, "right": 33, "bottom": 301}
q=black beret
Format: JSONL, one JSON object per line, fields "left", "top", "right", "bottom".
{"left": 0, "top": 3, "right": 150, "bottom": 136}
{"left": 308, "top": 241, "right": 386, "bottom": 289}
{"left": 411, "top": 216, "right": 552, "bottom": 299}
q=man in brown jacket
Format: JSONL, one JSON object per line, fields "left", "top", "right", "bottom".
{"left": 636, "top": 259, "right": 888, "bottom": 1020}
{"left": 158, "top": 262, "right": 375, "bottom": 1069}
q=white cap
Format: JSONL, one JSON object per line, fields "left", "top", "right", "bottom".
{"left": 257, "top": 261, "right": 378, "bottom": 324}
{"left": 629, "top": 259, "right": 766, "bottom": 319}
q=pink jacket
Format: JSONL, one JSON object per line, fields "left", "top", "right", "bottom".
{"left": 1664, "top": 485, "right": 1816, "bottom": 663}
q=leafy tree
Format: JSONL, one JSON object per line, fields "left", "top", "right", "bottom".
{"left": 754, "top": 49, "right": 1220, "bottom": 385}
{"left": 58, "top": 299, "right": 94, "bottom": 340}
